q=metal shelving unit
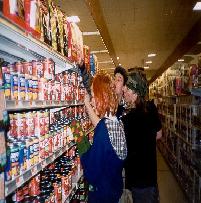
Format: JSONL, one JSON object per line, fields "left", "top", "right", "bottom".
{"left": 5, "top": 142, "right": 76, "bottom": 197}
{"left": 157, "top": 98, "right": 201, "bottom": 202}
{"left": 5, "top": 100, "right": 84, "bottom": 112}
{"left": 0, "top": 17, "right": 74, "bottom": 70}
{"left": 0, "top": 15, "right": 85, "bottom": 202}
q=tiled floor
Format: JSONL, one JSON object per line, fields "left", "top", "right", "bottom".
{"left": 157, "top": 151, "right": 188, "bottom": 203}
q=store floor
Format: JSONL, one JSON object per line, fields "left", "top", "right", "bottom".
{"left": 157, "top": 150, "right": 188, "bottom": 203}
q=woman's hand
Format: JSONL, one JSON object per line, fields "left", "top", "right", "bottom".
{"left": 84, "top": 91, "right": 91, "bottom": 107}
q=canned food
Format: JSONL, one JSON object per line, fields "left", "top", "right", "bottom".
{"left": 18, "top": 72, "right": 26, "bottom": 100}
{"left": 38, "top": 78, "right": 48, "bottom": 101}
{"left": 43, "top": 58, "right": 54, "bottom": 81}
{"left": 32, "top": 136, "right": 39, "bottom": 164}
{"left": 10, "top": 142, "right": 19, "bottom": 179}
{"left": 2, "top": 66, "right": 11, "bottom": 100}
{"left": 16, "top": 62, "right": 24, "bottom": 74}
{"left": 16, "top": 140, "right": 26, "bottom": 175}
{"left": 32, "top": 76, "right": 38, "bottom": 100}
{"left": 23, "top": 62, "right": 33, "bottom": 76}
{"left": 11, "top": 70, "right": 18, "bottom": 100}
{"left": 28, "top": 137, "right": 34, "bottom": 167}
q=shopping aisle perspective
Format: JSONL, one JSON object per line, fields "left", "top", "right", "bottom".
{"left": 157, "top": 150, "right": 188, "bottom": 203}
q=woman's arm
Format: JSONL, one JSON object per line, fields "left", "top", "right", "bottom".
{"left": 156, "top": 129, "right": 162, "bottom": 140}
{"left": 84, "top": 92, "right": 100, "bottom": 127}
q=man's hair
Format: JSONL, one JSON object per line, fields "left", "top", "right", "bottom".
{"left": 114, "top": 66, "right": 128, "bottom": 85}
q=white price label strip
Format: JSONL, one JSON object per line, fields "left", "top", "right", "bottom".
{"left": 16, "top": 176, "right": 24, "bottom": 187}
{"left": 31, "top": 166, "right": 38, "bottom": 175}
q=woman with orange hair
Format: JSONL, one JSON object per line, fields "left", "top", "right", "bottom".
{"left": 81, "top": 72, "right": 127, "bottom": 203}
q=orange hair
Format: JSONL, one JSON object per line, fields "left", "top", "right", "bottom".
{"left": 92, "top": 71, "right": 118, "bottom": 118}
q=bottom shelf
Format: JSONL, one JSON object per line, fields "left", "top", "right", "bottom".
{"left": 157, "top": 141, "right": 191, "bottom": 201}
{"left": 65, "top": 169, "right": 83, "bottom": 203}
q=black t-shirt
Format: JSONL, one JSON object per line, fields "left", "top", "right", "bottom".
{"left": 116, "top": 104, "right": 125, "bottom": 119}
{"left": 122, "top": 100, "right": 162, "bottom": 188}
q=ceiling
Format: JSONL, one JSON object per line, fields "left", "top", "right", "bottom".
{"left": 55, "top": 0, "right": 201, "bottom": 82}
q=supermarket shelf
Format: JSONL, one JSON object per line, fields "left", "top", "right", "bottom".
{"left": 65, "top": 169, "right": 83, "bottom": 203}
{"left": 5, "top": 141, "right": 76, "bottom": 197}
{"left": 5, "top": 100, "right": 84, "bottom": 112}
{"left": 163, "top": 124, "right": 192, "bottom": 146}
{"left": 190, "top": 87, "right": 201, "bottom": 97}
{"left": 174, "top": 132, "right": 192, "bottom": 146}
{"left": 159, "top": 140, "right": 177, "bottom": 160}
{"left": 0, "top": 18, "right": 74, "bottom": 70}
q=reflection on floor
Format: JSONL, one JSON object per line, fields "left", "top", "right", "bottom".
{"left": 157, "top": 150, "right": 188, "bottom": 203}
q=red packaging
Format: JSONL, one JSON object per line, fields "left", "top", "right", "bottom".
{"left": 43, "top": 58, "right": 55, "bottom": 81}
{"left": 32, "top": 60, "right": 44, "bottom": 78}
{"left": 28, "top": 175, "right": 40, "bottom": 196}
{"left": 38, "top": 78, "right": 47, "bottom": 101}
{"left": 23, "top": 62, "right": 33, "bottom": 76}
{"left": 22, "top": 184, "right": 29, "bottom": 196}
{"left": 26, "top": 112, "right": 35, "bottom": 136}
{"left": 16, "top": 62, "right": 24, "bottom": 74}
{"left": 34, "top": 110, "right": 43, "bottom": 137}
{"left": 67, "top": 21, "right": 72, "bottom": 61}
{"left": 61, "top": 176, "right": 69, "bottom": 200}
{"left": 53, "top": 183, "right": 62, "bottom": 203}
{"left": 9, "top": 113, "right": 18, "bottom": 137}
{"left": 39, "top": 135, "right": 45, "bottom": 160}
{"left": 44, "top": 110, "right": 49, "bottom": 134}
{"left": 83, "top": 45, "right": 90, "bottom": 72}
{"left": 32, "top": 76, "right": 38, "bottom": 100}
{"left": 12, "top": 187, "right": 24, "bottom": 202}
{"left": 3, "top": 0, "right": 27, "bottom": 30}
{"left": 48, "top": 135, "right": 53, "bottom": 154}
{"left": 25, "top": 0, "right": 41, "bottom": 38}
{"left": 47, "top": 81, "right": 53, "bottom": 100}
{"left": 17, "top": 113, "right": 27, "bottom": 137}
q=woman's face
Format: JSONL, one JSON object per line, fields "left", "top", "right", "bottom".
{"left": 123, "top": 86, "right": 137, "bottom": 105}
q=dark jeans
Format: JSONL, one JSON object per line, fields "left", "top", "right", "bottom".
{"left": 131, "top": 186, "right": 159, "bottom": 203}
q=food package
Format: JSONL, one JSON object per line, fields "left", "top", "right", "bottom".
{"left": 3, "top": 0, "right": 27, "bottom": 29}
{"left": 25, "top": 0, "right": 41, "bottom": 38}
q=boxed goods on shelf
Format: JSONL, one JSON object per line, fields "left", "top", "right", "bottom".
{"left": 3, "top": 0, "right": 27, "bottom": 29}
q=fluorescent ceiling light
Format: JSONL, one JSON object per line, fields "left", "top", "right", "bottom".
{"left": 144, "top": 66, "right": 150, "bottom": 69}
{"left": 145, "top": 61, "right": 152, "bottom": 64}
{"left": 101, "top": 67, "right": 115, "bottom": 70}
{"left": 193, "top": 2, "right": 201, "bottom": 10}
{"left": 82, "top": 31, "right": 100, "bottom": 36}
{"left": 67, "top": 16, "right": 80, "bottom": 23}
{"left": 178, "top": 59, "right": 184, "bottom": 62}
{"left": 117, "top": 57, "right": 119, "bottom": 60}
{"left": 91, "top": 50, "right": 108, "bottom": 54}
{"left": 148, "top": 53, "right": 156, "bottom": 57}
{"left": 98, "top": 60, "right": 113, "bottom": 64}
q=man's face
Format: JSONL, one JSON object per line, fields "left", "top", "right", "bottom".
{"left": 114, "top": 73, "right": 124, "bottom": 97}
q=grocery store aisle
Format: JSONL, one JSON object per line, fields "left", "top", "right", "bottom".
{"left": 157, "top": 150, "right": 188, "bottom": 203}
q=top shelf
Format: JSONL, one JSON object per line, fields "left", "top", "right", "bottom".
{"left": 0, "top": 17, "right": 74, "bottom": 70}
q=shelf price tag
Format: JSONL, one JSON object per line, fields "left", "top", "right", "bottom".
{"left": 41, "top": 160, "right": 47, "bottom": 169}
{"left": 16, "top": 176, "right": 24, "bottom": 187}
{"left": 31, "top": 166, "right": 38, "bottom": 176}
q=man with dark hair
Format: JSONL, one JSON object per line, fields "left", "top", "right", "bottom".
{"left": 114, "top": 66, "right": 128, "bottom": 86}
{"left": 114, "top": 66, "right": 128, "bottom": 119}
